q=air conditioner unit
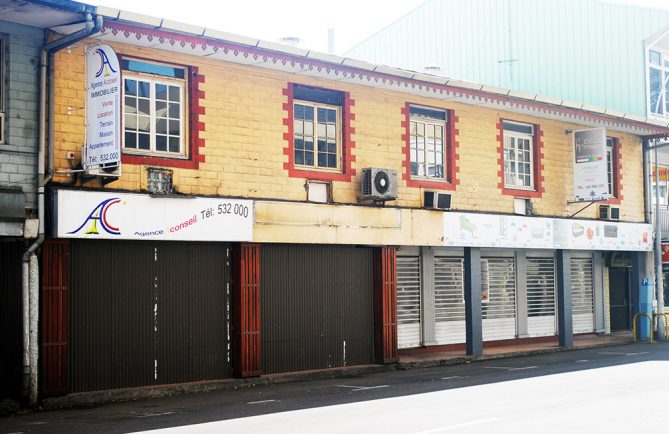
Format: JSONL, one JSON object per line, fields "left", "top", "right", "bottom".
{"left": 0, "top": 112, "right": 4, "bottom": 144}
{"left": 424, "top": 191, "right": 451, "bottom": 210}
{"left": 360, "top": 168, "right": 397, "bottom": 202}
{"left": 599, "top": 205, "right": 620, "bottom": 221}
{"left": 82, "top": 145, "right": 121, "bottom": 177}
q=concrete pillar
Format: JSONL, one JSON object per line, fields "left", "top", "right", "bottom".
{"left": 421, "top": 247, "right": 436, "bottom": 345}
{"left": 556, "top": 250, "right": 573, "bottom": 348}
{"left": 464, "top": 247, "right": 483, "bottom": 357}
{"left": 515, "top": 250, "right": 529, "bottom": 338}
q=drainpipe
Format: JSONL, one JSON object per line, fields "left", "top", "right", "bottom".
{"left": 22, "top": 12, "right": 102, "bottom": 406}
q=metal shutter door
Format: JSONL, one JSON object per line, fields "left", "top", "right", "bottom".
{"left": 526, "top": 256, "right": 557, "bottom": 337}
{"left": 482, "top": 257, "right": 517, "bottom": 341}
{"left": 434, "top": 257, "right": 466, "bottom": 344}
{"left": 571, "top": 257, "right": 595, "bottom": 333}
{"left": 397, "top": 256, "right": 421, "bottom": 348}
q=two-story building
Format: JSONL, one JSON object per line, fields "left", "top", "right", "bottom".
{"left": 33, "top": 6, "right": 667, "bottom": 399}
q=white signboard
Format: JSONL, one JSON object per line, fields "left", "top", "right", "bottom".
{"left": 444, "top": 212, "right": 652, "bottom": 251}
{"left": 85, "top": 44, "right": 121, "bottom": 169}
{"left": 57, "top": 190, "right": 253, "bottom": 242}
{"left": 573, "top": 128, "right": 608, "bottom": 202}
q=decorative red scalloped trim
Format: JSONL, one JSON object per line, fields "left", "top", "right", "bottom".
{"left": 121, "top": 64, "right": 205, "bottom": 169}
{"left": 496, "top": 119, "right": 544, "bottom": 199}
{"left": 282, "top": 83, "right": 356, "bottom": 182}
{"left": 401, "top": 102, "right": 459, "bottom": 190}
{"left": 103, "top": 21, "right": 665, "bottom": 135}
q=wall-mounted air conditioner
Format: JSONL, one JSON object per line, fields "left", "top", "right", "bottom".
{"left": 599, "top": 205, "right": 620, "bottom": 221}
{"left": 424, "top": 191, "right": 451, "bottom": 210}
{"left": 359, "top": 168, "right": 398, "bottom": 202}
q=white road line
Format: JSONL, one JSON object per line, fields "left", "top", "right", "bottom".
{"left": 336, "top": 384, "right": 390, "bottom": 392}
{"left": 137, "top": 412, "right": 176, "bottom": 418}
{"left": 599, "top": 351, "right": 625, "bottom": 355}
{"left": 483, "top": 366, "right": 537, "bottom": 371}
{"left": 509, "top": 366, "right": 538, "bottom": 371}
{"left": 441, "top": 376, "right": 468, "bottom": 380}
{"left": 576, "top": 360, "right": 589, "bottom": 363}
{"left": 247, "top": 400, "right": 277, "bottom": 405}
{"left": 625, "top": 351, "right": 649, "bottom": 356}
{"left": 412, "top": 417, "right": 500, "bottom": 433}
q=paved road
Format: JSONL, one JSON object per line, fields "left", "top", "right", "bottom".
{"left": 2, "top": 342, "right": 669, "bottom": 433}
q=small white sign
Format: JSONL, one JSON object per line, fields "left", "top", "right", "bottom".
{"left": 573, "top": 128, "right": 608, "bottom": 202}
{"left": 57, "top": 190, "right": 253, "bottom": 242}
{"left": 85, "top": 44, "right": 121, "bottom": 169}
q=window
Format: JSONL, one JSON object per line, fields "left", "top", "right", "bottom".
{"left": 409, "top": 106, "right": 446, "bottom": 180}
{"left": 292, "top": 85, "right": 343, "bottom": 171}
{"left": 503, "top": 121, "right": 534, "bottom": 189}
{"left": 606, "top": 138, "right": 615, "bottom": 197}
{"left": 122, "top": 59, "right": 186, "bottom": 157}
{"left": 649, "top": 49, "right": 669, "bottom": 118}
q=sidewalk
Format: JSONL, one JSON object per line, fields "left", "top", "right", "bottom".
{"left": 398, "top": 332, "right": 635, "bottom": 369}
{"left": 39, "top": 332, "right": 637, "bottom": 411}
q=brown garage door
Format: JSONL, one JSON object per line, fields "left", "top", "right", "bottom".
{"left": 261, "top": 244, "right": 374, "bottom": 374}
{"left": 69, "top": 240, "right": 230, "bottom": 392}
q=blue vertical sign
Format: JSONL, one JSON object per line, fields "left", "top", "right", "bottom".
{"left": 85, "top": 44, "right": 121, "bottom": 169}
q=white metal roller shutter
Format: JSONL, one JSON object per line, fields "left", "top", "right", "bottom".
{"left": 434, "top": 257, "right": 466, "bottom": 345}
{"left": 526, "top": 256, "right": 557, "bottom": 337}
{"left": 571, "top": 257, "right": 595, "bottom": 334}
{"left": 482, "top": 257, "right": 517, "bottom": 341}
{"left": 397, "top": 256, "right": 421, "bottom": 348}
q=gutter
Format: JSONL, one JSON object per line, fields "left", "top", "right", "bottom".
{"left": 22, "top": 12, "right": 103, "bottom": 406}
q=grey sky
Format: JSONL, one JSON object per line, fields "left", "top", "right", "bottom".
{"left": 93, "top": 0, "right": 669, "bottom": 55}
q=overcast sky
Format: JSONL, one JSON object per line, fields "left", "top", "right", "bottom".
{"left": 93, "top": 0, "right": 669, "bottom": 55}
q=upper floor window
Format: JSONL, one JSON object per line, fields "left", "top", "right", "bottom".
{"left": 502, "top": 120, "right": 534, "bottom": 190}
{"left": 649, "top": 49, "right": 669, "bottom": 118}
{"left": 122, "top": 59, "right": 187, "bottom": 157}
{"left": 409, "top": 106, "right": 446, "bottom": 180}
{"left": 293, "top": 85, "right": 343, "bottom": 171}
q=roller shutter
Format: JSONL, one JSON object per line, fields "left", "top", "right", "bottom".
{"left": 482, "top": 257, "right": 517, "bottom": 341}
{"left": 434, "top": 257, "right": 466, "bottom": 345}
{"left": 397, "top": 256, "right": 421, "bottom": 348}
{"left": 571, "top": 256, "right": 595, "bottom": 333}
{"left": 526, "top": 256, "right": 557, "bottom": 337}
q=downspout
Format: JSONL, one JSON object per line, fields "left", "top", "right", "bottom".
{"left": 22, "top": 12, "right": 102, "bottom": 406}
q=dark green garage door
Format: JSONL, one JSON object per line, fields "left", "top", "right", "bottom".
{"left": 69, "top": 240, "right": 230, "bottom": 392}
{"left": 261, "top": 244, "right": 374, "bottom": 374}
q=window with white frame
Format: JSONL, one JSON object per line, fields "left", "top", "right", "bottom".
{"left": 122, "top": 59, "right": 187, "bottom": 157}
{"left": 293, "top": 85, "right": 343, "bottom": 170}
{"left": 410, "top": 106, "right": 446, "bottom": 180}
{"left": 503, "top": 120, "right": 534, "bottom": 189}
{"left": 606, "top": 137, "right": 615, "bottom": 197}
{"left": 649, "top": 49, "right": 669, "bottom": 118}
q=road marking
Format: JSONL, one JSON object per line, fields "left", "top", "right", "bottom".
{"left": 137, "top": 411, "right": 176, "bottom": 418}
{"left": 413, "top": 417, "right": 500, "bottom": 433}
{"left": 441, "top": 375, "right": 469, "bottom": 380}
{"left": 576, "top": 360, "right": 589, "bottom": 363}
{"left": 483, "top": 366, "right": 537, "bottom": 371}
{"left": 599, "top": 351, "right": 649, "bottom": 356}
{"left": 336, "top": 384, "right": 390, "bottom": 392}
{"left": 247, "top": 400, "right": 277, "bottom": 405}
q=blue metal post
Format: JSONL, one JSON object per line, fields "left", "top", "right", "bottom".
{"left": 464, "top": 247, "right": 483, "bottom": 356}
{"left": 556, "top": 250, "right": 573, "bottom": 347}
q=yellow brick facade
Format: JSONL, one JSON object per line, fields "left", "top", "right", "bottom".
{"left": 53, "top": 38, "right": 646, "bottom": 245}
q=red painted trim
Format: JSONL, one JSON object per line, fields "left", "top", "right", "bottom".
{"left": 604, "top": 137, "right": 623, "bottom": 205}
{"left": 282, "top": 83, "right": 356, "bottom": 182}
{"left": 401, "top": 103, "right": 459, "bottom": 190}
{"left": 497, "top": 119, "right": 545, "bottom": 199}
{"left": 103, "top": 21, "right": 668, "bottom": 136}
{"left": 119, "top": 60, "right": 205, "bottom": 170}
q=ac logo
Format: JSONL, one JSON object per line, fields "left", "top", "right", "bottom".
{"left": 68, "top": 198, "right": 122, "bottom": 235}
{"left": 94, "top": 47, "right": 117, "bottom": 78}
